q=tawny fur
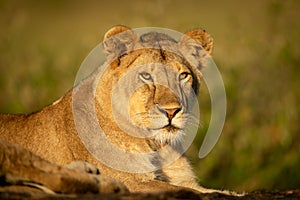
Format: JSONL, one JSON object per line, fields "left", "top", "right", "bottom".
{"left": 0, "top": 25, "right": 236, "bottom": 195}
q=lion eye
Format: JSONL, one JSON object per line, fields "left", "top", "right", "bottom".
{"left": 140, "top": 72, "right": 153, "bottom": 81}
{"left": 179, "top": 72, "right": 190, "bottom": 81}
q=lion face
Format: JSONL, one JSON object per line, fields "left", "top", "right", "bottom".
{"left": 126, "top": 51, "right": 196, "bottom": 144}
{"left": 101, "top": 26, "right": 213, "bottom": 145}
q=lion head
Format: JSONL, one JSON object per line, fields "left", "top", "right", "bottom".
{"left": 94, "top": 26, "right": 213, "bottom": 147}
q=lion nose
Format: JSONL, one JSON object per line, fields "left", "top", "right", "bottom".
{"left": 162, "top": 107, "right": 182, "bottom": 121}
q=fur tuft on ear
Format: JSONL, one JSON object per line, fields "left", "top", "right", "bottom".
{"left": 104, "top": 25, "right": 131, "bottom": 40}
{"left": 183, "top": 29, "right": 213, "bottom": 55}
{"left": 103, "top": 25, "right": 137, "bottom": 58}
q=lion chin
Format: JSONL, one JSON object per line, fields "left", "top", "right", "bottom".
{"left": 151, "top": 126, "right": 185, "bottom": 145}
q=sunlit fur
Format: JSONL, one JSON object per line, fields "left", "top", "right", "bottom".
{"left": 0, "top": 26, "right": 241, "bottom": 195}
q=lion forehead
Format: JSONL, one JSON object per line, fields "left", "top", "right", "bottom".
{"left": 120, "top": 49, "right": 191, "bottom": 74}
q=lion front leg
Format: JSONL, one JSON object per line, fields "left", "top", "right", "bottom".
{"left": 0, "top": 140, "right": 128, "bottom": 195}
{"left": 161, "top": 155, "right": 243, "bottom": 196}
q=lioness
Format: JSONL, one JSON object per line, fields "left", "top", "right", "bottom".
{"left": 0, "top": 25, "right": 228, "bottom": 194}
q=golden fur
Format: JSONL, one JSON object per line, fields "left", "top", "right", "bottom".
{"left": 0, "top": 26, "right": 233, "bottom": 194}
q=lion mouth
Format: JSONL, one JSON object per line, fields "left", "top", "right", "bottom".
{"left": 162, "top": 125, "right": 180, "bottom": 133}
{"left": 152, "top": 124, "right": 180, "bottom": 133}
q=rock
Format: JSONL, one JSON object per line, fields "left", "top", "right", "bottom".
{"left": 0, "top": 187, "right": 300, "bottom": 200}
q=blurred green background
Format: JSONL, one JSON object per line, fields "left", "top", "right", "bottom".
{"left": 0, "top": 0, "right": 299, "bottom": 192}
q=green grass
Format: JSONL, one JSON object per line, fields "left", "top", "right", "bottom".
{"left": 0, "top": 0, "right": 299, "bottom": 192}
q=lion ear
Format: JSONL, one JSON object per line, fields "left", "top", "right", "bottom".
{"left": 179, "top": 29, "right": 213, "bottom": 70}
{"left": 182, "top": 29, "right": 213, "bottom": 55}
{"left": 103, "top": 25, "right": 137, "bottom": 58}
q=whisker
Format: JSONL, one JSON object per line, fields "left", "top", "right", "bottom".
{"left": 132, "top": 112, "right": 148, "bottom": 116}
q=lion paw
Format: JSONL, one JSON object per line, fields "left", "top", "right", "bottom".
{"left": 66, "top": 161, "right": 100, "bottom": 175}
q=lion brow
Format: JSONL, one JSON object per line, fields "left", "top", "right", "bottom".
{"left": 123, "top": 52, "right": 143, "bottom": 69}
